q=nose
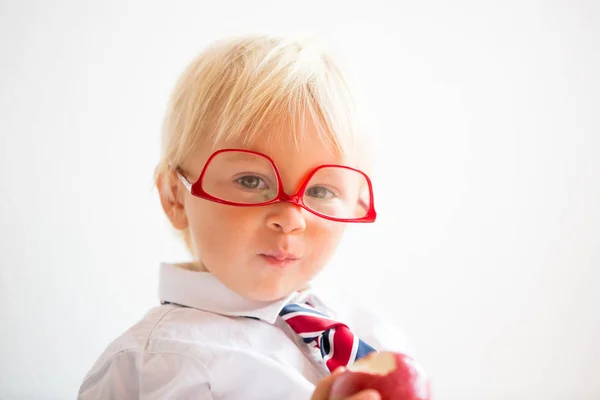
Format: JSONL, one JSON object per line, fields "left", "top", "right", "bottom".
{"left": 266, "top": 203, "right": 307, "bottom": 234}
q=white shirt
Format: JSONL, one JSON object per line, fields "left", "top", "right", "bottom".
{"left": 78, "top": 263, "right": 409, "bottom": 400}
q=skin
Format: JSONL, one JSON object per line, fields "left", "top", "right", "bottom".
{"left": 312, "top": 367, "right": 381, "bottom": 400}
{"left": 157, "top": 126, "right": 349, "bottom": 302}
{"left": 157, "top": 125, "right": 377, "bottom": 399}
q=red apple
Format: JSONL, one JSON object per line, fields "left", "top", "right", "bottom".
{"left": 329, "top": 351, "right": 431, "bottom": 400}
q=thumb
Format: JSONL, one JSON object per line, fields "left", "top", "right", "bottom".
{"left": 310, "top": 368, "right": 347, "bottom": 400}
{"left": 345, "top": 389, "right": 381, "bottom": 400}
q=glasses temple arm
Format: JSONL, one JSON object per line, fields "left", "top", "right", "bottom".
{"left": 172, "top": 166, "right": 192, "bottom": 192}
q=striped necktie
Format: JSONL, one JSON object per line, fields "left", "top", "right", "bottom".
{"left": 280, "top": 303, "right": 377, "bottom": 372}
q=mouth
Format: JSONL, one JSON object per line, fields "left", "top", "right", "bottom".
{"left": 258, "top": 251, "right": 301, "bottom": 267}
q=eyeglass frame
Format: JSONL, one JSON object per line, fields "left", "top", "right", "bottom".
{"left": 172, "top": 148, "right": 377, "bottom": 223}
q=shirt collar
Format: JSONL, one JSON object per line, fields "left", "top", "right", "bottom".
{"left": 158, "top": 262, "right": 311, "bottom": 324}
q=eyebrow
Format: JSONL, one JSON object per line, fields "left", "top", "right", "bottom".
{"left": 220, "top": 150, "right": 267, "bottom": 161}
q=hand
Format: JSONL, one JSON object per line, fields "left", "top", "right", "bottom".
{"left": 310, "top": 367, "right": 381, "bottom": 400}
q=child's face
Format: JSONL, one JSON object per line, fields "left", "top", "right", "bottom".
{"left": 164, "top": 127, "right": 349, "bottom": 302}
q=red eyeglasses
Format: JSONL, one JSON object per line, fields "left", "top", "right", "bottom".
{"left": 174, "top": 149, "right": 376, "bottom": 223}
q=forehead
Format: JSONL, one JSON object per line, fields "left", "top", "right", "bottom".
{"left": 184, "top": 111, "right": 365, "bottom": 182}
{"left": 241, "top": 119, "right": 345, "bottom": 157}
{"left": 213, "top": 124, "right": 346, "bottom": 191}
{"left": 249, "top": 135, "right": 340, "bottom": 166}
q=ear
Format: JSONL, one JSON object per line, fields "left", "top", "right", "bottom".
{"left": 157, "top": 169, "right": 189, "bottom": 230}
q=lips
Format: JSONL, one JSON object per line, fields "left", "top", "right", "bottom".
{"left": 259, "top": 251, "right": 300, "bottom": 261}
{"left": 258, "top": 250, "right": 300, "bottom": 266}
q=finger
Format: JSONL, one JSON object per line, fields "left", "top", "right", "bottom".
{"left": 310, "top": 368, "right": 347, "bottom": 400}
{"left": 346, "top": 389, "right": 382, "bottom": 400}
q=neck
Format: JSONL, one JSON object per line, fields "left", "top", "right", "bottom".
{"left": 176, "top": 260, "right": 208, "bottom": 272}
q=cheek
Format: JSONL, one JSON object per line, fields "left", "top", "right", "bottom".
{"left": 307, "top": 221, "right": 346, "bottom": 262}
{"left": 185, "top": 201, "right": 259, "bottom": 257}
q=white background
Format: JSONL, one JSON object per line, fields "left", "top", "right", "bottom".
{"left": 1, "top": 1, "right": 599, "bottom": 399}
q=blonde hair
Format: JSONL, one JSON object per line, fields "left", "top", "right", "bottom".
{"left": 155, "top": 34, "right": 370, "bottom": 254}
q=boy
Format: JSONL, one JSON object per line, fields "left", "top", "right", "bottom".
{"left": 79, "top": 34, "right": 404, "bottom": 400}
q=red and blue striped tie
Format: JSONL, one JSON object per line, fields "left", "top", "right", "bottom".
{"left": 280, "top": 303, "right": 377, "bottom": 372}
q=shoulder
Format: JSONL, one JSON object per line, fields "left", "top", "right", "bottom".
{"left": 80, "top": 306, "right": 168, "bottom": 374}
{"left": 80, "top": 302, "right": 273, "bottom": 380}
{"left": 78, "top": 304, "right": 220, "bottom": 399}
{"left": 80, "top": 306, "right": 177, "bottom": 376}
{"left": 78, "top": 303, "right": 312, "bottom": 399}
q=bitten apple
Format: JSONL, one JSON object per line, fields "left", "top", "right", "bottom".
{"left": 329, "top": 351, "right": 431, "bottom": 400}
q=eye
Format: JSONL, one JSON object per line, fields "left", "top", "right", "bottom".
{"left": 306, "top": 185, "right": 337, "bottom": 199}
{"left": 236, "top": 175, "right": 269, "bottom": 190}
